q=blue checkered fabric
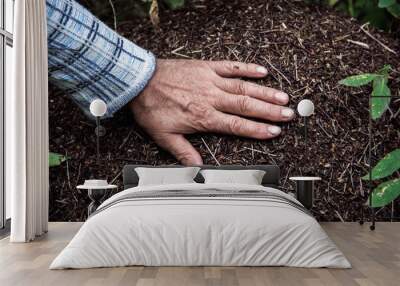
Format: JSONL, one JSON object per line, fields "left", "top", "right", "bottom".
{"left": 46, "top": 0, "right": 156, "bottom": 118}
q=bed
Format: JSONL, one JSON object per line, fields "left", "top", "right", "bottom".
{"left": 50, "top": 165, "right": 350, "bottom": 269}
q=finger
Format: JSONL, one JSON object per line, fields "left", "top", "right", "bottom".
{"left": 153, "top": 133, "right": 203, "bottom": 166}
{"left": 217, "top": 79, "right": 289, "bottom": 105}
{"left": 215, "top": 92, "right": 295, "bottom": 122}
{"left": 209, "top": 61, "right": 268, "bottom": 78}
{"left": 209, "top": 111, "right": 282, "bottom": 140}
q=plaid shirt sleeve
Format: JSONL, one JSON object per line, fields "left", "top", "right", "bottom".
{"left": 46, "top": 0, "right": 156, "bottom": 118}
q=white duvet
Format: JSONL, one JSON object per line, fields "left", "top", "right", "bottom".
{"left": 50, "top": 183, "right": 351, "bottom": 269}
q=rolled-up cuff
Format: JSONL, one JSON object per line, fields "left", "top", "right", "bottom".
{"left": 103, "top": 52, "right": 156, "bottom": 118}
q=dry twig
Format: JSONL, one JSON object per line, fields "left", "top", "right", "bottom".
{"left": 171, "top": 46, "right": 192, "bottom": 58}
{"left": 346, "top": 39, "right": 369, "bottom": 49}
{"left": 360, "top": 23, "right": 397, "bottom": 55}
{"left": 262, "top": 56, "right": 292, "bottom": 86}
{"left": 108, "top": 0, "right": 117, "bottom": 31}
{"left": 201, "top": 137, "right": 220, "bottom": 166}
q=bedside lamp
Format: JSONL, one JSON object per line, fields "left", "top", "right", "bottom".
{"left": 90, "top": 99, "right": 107, "bottom": 163}
{"left": 297, "top": 99, "right": 315, "bottom": 154}
{"left": 290, "top": 99, "right": 320, "bottom": 210}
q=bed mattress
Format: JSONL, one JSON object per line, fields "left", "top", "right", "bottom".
{"left": 50, "top": 183, "right": 351, "bottom": 269}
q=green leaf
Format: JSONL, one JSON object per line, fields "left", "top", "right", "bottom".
{"left": 163, "top": 0, "right": 185, "bottom": 9}
{"left": 371, "top": 178, "right": 400, "bottom": 208}
{"left": 371, "top": 76, "right": 391, "bottom": 120}
{"left": 339, "top": 74, "right": 377, "bottom": 87}
{"left": 361, "top": 2, "right": 393, "bottom": 30}
{"left": 49, "top": 152, "right": 67, "bottom": 167}
{"left": 378, "top": 64, "right": 391, "bottom": 75}
{"left": 378, "top": 0, "right": 396, "bottom": 8}
{"left": 362, "top": 149, "right": 400, "bottom": 180}
{"left": 348, "top": 0, "right": 355, "bottom": 16}
{"left": 387, "top": 3, "right": 400, "bottom": 18}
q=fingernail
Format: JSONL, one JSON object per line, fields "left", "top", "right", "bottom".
{"left": 268, "top": 126, "right": 281, "bottom": 135}
{"left": 281, "top": 108, "right": 294, "bottom": 118}
{"left": 256, "top": 66, "right": 268, "bottom": 75}
{"left": 275, "top": 92, "right": 289, "bottom": 104}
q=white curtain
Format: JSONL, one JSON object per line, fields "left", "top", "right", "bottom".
{"left": 7, "top": 0, "right": 49, "bottom": 242}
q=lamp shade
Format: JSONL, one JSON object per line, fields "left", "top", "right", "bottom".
{"left": 297, "top": 99, "right": 314, "bottom": 117}
{"left": 90, "top": 99, "right": 107, "bottom": 117}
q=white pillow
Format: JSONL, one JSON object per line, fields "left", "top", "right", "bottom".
{"left": 135, "top": 167, "right": 201, "bottom": 186}
{"left": 200, "top": 169, "right": 266, "bottom": 185}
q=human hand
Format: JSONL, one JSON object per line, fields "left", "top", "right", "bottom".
{"left": 130, "top": 59, "right": 295, "bottom": 165}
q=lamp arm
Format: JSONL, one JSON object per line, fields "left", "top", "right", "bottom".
{"left": 304, "top": 117, "right": 308, "bottom": 153}
{"left": 96, "top": 116, "right": 100, "bottom": 164}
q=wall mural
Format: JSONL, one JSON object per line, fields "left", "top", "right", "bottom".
{"left": 49, "top": 0, "right": 400, "bottom": 222}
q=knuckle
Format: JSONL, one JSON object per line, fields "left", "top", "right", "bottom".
{"left": 186, "top": 101, "right": 206, "bottom": 115}
{"left": 272, "top": 105, "right": 283, "bottom": 117}
{"left": 242, "top": 64, "right": 251, "bottom": 73}
{"left": 229, "top": 118, "right": 243, "bottom": 134}
{"left": 224, "top": 61, "right": 238, "bottom": 72}
{"left": 187, "top": 102, "right": 213, "bottom": 130}
{"left": 236, "top": 80, "right": 247, "bottom": 95}
{"left": 266, "top": 104, "right": 283, "bottom": 120}
{"left": 211, "top": 96, "right": 223, "bottom": 110}
{"left": 219, "top": 79, "right": 230, "bottom": 91}
{"left": 206, "top": 89, "right": 220, "bottom": 106}
{"left": 201, "top": 113, "right": 215, "bottom": 130}
{"left": 237, "top": 96, "right": 251, "bottom": 114}
{"left": 262, "top": 87, "right": 273, "bottom": 98}
{"left": 265, "top": 103, "right": 274, "bottom": 115}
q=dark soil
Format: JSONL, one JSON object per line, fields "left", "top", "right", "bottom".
{"left": 49, "top": 0, "right": 400, "bottom": 222}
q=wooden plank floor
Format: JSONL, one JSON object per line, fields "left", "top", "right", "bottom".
{"left": 0, "top": 222, "right": 399, "bottom": 286}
